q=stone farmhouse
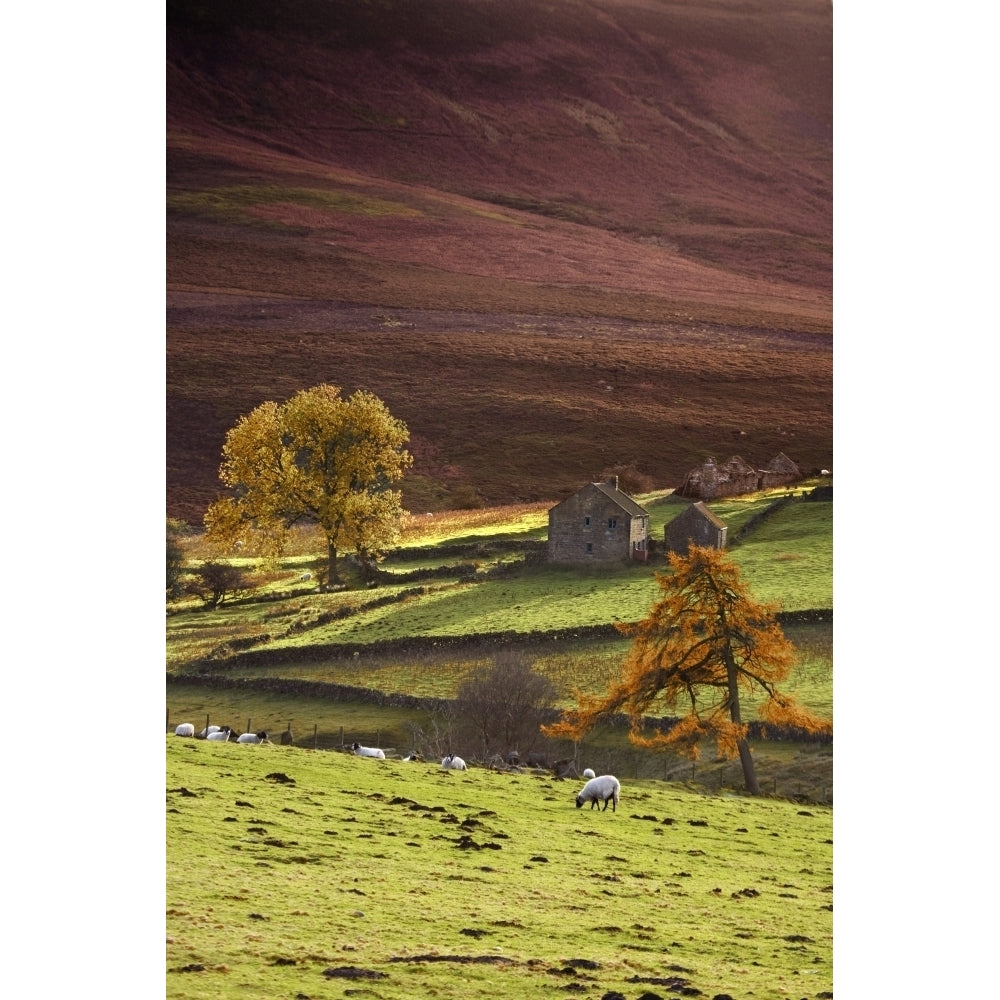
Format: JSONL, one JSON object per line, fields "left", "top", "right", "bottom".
{"left": 664, "top": 501, "right": 728, "bottom": 555}
{"left": 547, "top": 476, "right": 650, "bottom": 563}
{"left": 677, "top": 451, "right": 802, "bottom": 500}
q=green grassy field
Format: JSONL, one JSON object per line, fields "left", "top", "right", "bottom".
{"left": 166, "top": 737, "right": 832, "bottom": 1000}
{"left": 167, "top": 487, "right": 831, "bottom": 660}
{"left": 167, "top": 618, "right": 831, "bottom": 718}
{"left": 167, "top": 486, "right": 832, "bottom": 801}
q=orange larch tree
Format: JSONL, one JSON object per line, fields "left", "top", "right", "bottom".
{"left": 542, "top": 545, "right": 831, "bottom": 795}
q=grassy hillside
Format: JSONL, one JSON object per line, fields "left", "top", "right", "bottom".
{"left": 168, "top": 485, "right": 830, "bottom": 649}
{"left": 167, "top": 486, "right": 832, "bottom": 802}
{"left": 167, "top": 0, "right": 832, "bottom": 521}
{"left": 167, "top": 486, "right": 831, "bottom": 673}
{"left": 166, "top": 737, "right": 832, "bottom": 1000}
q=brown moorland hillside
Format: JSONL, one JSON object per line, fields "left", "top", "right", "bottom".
{"left": 167, "top": 0, "right": 832, "bottom": 522}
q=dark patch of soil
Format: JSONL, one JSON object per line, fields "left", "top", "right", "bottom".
{"left": 389, "top": 953, "right": 516, "bottom": 965}
{"left": 322, "top": 966, "right": 388, "bottom": 979}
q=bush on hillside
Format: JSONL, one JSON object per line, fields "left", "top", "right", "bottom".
{"left": 454, "top": 649, "right": 557, "bottom": 760}
{"left": 187, "top": 561, "right": 254, "bottom": 609}
{"left": 600, "top": 462, "right": 655, "bottom": 495}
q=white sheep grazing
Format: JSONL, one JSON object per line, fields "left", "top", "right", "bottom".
{"left": 206, "top": 726, "right": 232, "bottom": 742}
{"left": 199, "top": 725, "right": 221, "bottom": 739}
{"left": 174, "top": 723, "right": 195, "bottom": 737}
{"left": 575, "top": 774, "right": 620, "bottom": 812}
{"left": 582, "top": 767, "right": 596, "bottom": 779}
{"left": 352, "top": 742, "right": 386, "bottom": 760}
{"left": 441, "top": 753, "right": 467, "bottom": 771}
{"left": 237, "top": 730, "right": 269, "bottom": 744}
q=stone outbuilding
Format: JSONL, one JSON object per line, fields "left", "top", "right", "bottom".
{"left": 664, "top": 501, "right": 728, "bottom": 555}
{"left": 547, "top": 476, "right": 650, "bottom": 563}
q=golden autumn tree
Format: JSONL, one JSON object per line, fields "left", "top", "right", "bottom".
{"left": 204, "top": 385, "right": 411, "bottom": 584}
{"left": 543, "top": 545, "right": 831, "bottom": 795}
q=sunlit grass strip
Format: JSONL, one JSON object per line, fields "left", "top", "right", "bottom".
{"left": 398, "top": 503, "right": 551, "bottom": 544}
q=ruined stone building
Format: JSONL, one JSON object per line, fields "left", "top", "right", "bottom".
{"left": 547, "top": 476, "right": 650, "bottom": 563}
{"left": 677, "top": 452, "right": 801, "bottom": 500}
{"left": 757, "top": 452, "right": 802, "bottom": 490}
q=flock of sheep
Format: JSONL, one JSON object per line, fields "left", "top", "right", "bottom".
{"left": 172, "top": 723, "right": 293, "bottom": 744}
{"left": 172, "top": 725, "right": 620, "bottom": 812}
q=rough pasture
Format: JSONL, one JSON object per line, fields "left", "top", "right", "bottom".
{"left": 167, "top": 738, "right": 832, "bottom": 999}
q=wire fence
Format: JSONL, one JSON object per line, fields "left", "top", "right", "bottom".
{"left": 166, "top": 710, "right": 398, "bottom": 752}
{"left": 165, "top": 707, "right": 830, "bottom": 804}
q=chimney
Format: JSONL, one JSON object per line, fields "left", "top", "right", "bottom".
{"left": 606, "top": 475, "right": 619, "bottom": 490}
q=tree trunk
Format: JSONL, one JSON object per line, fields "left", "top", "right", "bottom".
{"left": 327, "top": 538, "right": 339, "bottom": 584}
{"left": 735, "top": 737, "right": 760, "bottom": 796}
{"left": 724, "top": 649, "right": 760, "bottom": 795}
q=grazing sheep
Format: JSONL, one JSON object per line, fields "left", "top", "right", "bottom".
{"left": 206, "top": 726, "right": 232, "bottom": 743}
{"left": 199, "top": 725, "right": 221, "bottom": 739}
{"left": 236, "top": 730, "right": 269, "bottom": 744}
{"left": 441, "top": 754, "right": 467, "bottom": 771}
{"left": 575, "top": 774, "right": 620, "bottom": 812}
{"left": 174, "top": 723, "right": 195, "bottom": 737}
{"left": 582, "top": 767, "right": 596, "bottom": 779}
{"left": 352, "top": 742, "right": 386, "bottom": 760}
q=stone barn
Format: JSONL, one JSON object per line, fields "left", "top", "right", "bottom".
{"left": 664, "top": 501, "right": 728, "bottom": 555}
{"left": 547, "top": 476, "right": 650, "bottom": 563}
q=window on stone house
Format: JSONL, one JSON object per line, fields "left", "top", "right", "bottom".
{"left": 586, "top": 543, "right": 593, "bottom": 553}
{"left": 608, "top": 518, "right": 617, "bottom": 529}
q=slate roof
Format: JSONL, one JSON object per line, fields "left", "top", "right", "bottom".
{"left": 591, "top": 481, "right": 650, "bottom": 517}
{"left": 689, "top": 501, "right": 727, "bottom": 529}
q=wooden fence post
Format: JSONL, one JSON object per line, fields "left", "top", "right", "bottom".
{"left": 314, "top": 724, "right": 318, "bottom": 750}
{"left": 166, "top": 708, "right": 169, "bottom": 733}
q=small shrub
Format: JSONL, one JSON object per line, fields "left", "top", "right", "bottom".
{"left": 187, "top": 561, "right": 253, "bottom": 608}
